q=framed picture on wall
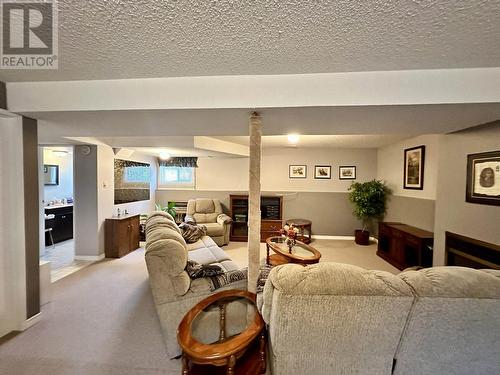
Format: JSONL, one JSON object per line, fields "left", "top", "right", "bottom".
{"left": 466, "top": 150, "right": 500, "bottom": 206}
{"left": 314, "top": 165, "right": 331, "bottom": 179}
{"left": 404, "top": 145, "right": 425, "bottom": 190}
{"left": 289, "top": 165, "right": 307, "bottom": 179}
{"left": 339, "top": 166, "right": 356, "bottom": 180}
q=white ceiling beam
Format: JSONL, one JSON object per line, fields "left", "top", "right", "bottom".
{"left": 194, "top": 136, "right": 249, "bottom": 156}
{"left": 7, "top": 68, "right": 500, "bottom": 113}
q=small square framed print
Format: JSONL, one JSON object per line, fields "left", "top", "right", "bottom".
{"left": 466, "top": 150, "right": 500, "bottom": 206}
{"left": 339, "top": 166, "right": 356, "bottom": 180}
{"left": 289, "top": 165, "right": 307, "bottom": 179}
{"left": 314, "top": 165, "right": 331, "bottom": 179}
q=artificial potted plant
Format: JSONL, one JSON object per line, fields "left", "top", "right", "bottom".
{"left": 348, "top": 179, "right": 391, "bottom": 245}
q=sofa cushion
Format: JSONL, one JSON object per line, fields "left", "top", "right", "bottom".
{"left": 188, "top": 245, "right": 231, "bottom": 266}
{"left": 186, "top": 235, "right": 219, "bottom": 252}
{"left": 203, "top": 222, "right": 225, "bottom": 236}
{"left": 399, "top": 266, "right": 500, "bottom": 298}
{"left": 268, "top": 262, "right": 414, "bottom": 296}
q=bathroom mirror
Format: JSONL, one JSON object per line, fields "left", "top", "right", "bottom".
{"left": 44, "top": 164, "right": 59, "bottom": 186}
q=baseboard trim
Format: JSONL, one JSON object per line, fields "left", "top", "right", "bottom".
{"left": 22, "top": 312, "right": 42, "bottom": 330}
{"left": 74, "top": 253, "right": 105, "bottom": 261}
{"left": 312, "top": 235, "right": 378, "bottom": 243}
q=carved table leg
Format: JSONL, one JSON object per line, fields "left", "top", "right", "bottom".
{"left": 227, "top": 354, "right": 236, "bottom": 375}
{"left": 181, "top": 354, "right": 189, "bottom": 375}
{"left": 259, "top": 330, "right": 266, "bottom": 373}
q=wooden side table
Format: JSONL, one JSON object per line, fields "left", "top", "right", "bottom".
{"left": 177, "top": 290, "right": 266, "bottom": 375}
{"left": 285, "top": 218, "right": 312, "bottom": 244}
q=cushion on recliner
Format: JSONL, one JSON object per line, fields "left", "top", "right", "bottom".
{"left": 195, "top": 199, "right": 215, "bottom": 213}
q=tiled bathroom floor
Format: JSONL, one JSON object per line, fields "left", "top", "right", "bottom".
{"left": 41, "top": 240, "right": 95, "bottom": 282}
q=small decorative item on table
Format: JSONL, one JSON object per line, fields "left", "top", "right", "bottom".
{"left": 280, "top": 224, "right": 299, "bottom": 253}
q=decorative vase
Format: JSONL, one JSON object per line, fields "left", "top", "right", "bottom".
{"left": 285, "top": 237, "right": 296, "bottom": 253}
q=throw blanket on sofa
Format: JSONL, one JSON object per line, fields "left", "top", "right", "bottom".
{"left": 208, "top": 268, "right": 248, "bottom": 291}
{"left": 185, "top": 260, "right": 223, "bottom": 278}
{"left": 179, "top": 222, "right": 207, "bottom": 243}
{"left": 256, "top": 264, "right": 273, "bottom": 294}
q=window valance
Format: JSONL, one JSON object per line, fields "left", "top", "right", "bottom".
{"left": 115, "top": 159, "right": 150, "bottom": 168}
{"left": 158, "top": 157, "right": 198, "bottom": 168}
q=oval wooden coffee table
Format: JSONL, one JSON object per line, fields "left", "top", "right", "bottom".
{"left": 266, "top": 236, "right": 321, "bottom": 266}
{"left": 177, "top": 290, "right": 266, "bottom": 375}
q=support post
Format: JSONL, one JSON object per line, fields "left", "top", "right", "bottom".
{"left": 247, "top": 112, "right": 262, "bottom": 293}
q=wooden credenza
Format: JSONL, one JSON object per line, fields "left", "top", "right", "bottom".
{"left": 105, "top": 214, "right": 140, "bottom": 258}
{"left": 377, "top": 222, "right": 434, "bottom": 270}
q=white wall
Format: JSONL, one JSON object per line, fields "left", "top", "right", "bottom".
{"left": 377, "top": 135, "right": 441, "bottom": 200}
{"left": 43, "top": 146, "right": 74, "bottom": 203}
{"left": 97, "top": 146, "right": 157, "bottom": 254}
{"left": 0, "top": 116, "right": 27, "bottom": 337}
{"left": 194, "top": 147, "right": 377, "bottom": 192}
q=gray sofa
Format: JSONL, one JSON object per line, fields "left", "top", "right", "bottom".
{"left": 145, "top": 211, "right": 247, "bottom": 358}
{"left": 185, "top": 198, "right": 232, "bottom": 246}
{"left": 261, "top": 262, "right": 500, "bottom": 375}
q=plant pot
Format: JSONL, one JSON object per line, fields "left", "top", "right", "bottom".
{"left": 354, "top": 229, "right": 370, "bottom": 246}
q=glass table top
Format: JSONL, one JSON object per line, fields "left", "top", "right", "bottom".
{"left": 268, "top": 237, "right": 316, "bottom": 259}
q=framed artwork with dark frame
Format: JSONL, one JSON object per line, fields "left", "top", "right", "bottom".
{"left": 404, "top": 145, "right": 425, "bottom": 190}
{"left": 289, "top": 165, "right": 307, "bottom": 179}
{"left": 466, "top": 150, "right": 500, "bottom": 206}
{"left": 314, "top": 165, "right": 331, "bottom": 179}
{"left": 339, "top": 166, "right": 356, "bottom": 180}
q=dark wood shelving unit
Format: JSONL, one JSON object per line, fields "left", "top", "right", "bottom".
{"left": 229, "top": 195, "right": 283, "bottom": 242}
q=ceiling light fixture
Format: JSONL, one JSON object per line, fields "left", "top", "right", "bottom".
{"left": 159, "top": 151, "right": 171, "bottom": 160}
{"left": 287, "top": 134, "right": 300, "bottom": 144}
{"left": 52, "top": 150, "right": 69, "bottom": 157}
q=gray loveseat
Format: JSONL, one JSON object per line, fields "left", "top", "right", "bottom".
{"left": 145, "top": 211, "right": 247, "bottom": 358}
{"left": 261, "top": 262, "right": 500, "bottom": 375}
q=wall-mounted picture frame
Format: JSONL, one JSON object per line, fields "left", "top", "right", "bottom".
{"left": 466, "top": 150, "right": 500, "bottom": 206}
{"left": 314, "top": 165, "right": 331, "bottom": 179}
{"left": 339, "top": 166, "right": 356, "bottom": 180}
{"left": 289, "top": 165, "right": 307, "bottom": 179}
{"left": 404, "top": 145, "right": 425, "bottom": 190}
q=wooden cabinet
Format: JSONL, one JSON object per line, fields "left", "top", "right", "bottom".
{"left": 105, "top": 214, "right": 140, "bottom": 258}
{"left": 377, "top": 222, "right": 434, "bottom": 270}
{"left": 45, "top": 205, "right": 73, "bottom": 245}
{"left": 230, "top": 195, "right": 283, "bottom": 242}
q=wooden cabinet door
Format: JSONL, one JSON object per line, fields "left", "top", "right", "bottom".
{"left": 129, "top": 216, "right": 140, "bottom": 251}
{"left": 116, "top": 220, "right": 131, "bottom": 257}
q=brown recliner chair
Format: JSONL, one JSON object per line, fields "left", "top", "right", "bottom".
{"left": 184, "top": 198, "right": 232, "bottom": 246}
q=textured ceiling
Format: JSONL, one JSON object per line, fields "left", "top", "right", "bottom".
{"left": 1, "top": 0, "right": 500, "bottom": 82}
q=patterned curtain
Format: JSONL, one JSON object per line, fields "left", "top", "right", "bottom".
{"left": 114, "top": 159, "right": 150, "bottom": 168}
{"left": 158, "top": 157, "right": 198, "bottom": 168}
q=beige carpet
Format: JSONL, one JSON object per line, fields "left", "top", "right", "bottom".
{"left": 0, "top": 249, "right": 181, "bottom": 375}
{"left": 0, "top": 239, "right": 397, "bottom": 375}
{"left": 223, "top": 238, "right": 399, "bottom": 274}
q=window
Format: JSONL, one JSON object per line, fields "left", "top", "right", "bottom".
{"left": 158, "top": 166, "right": 195, "bottom": 189}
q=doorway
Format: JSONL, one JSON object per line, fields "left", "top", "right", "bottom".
{"left": 39, "top": 146, "right": 92, "bottom": 282}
